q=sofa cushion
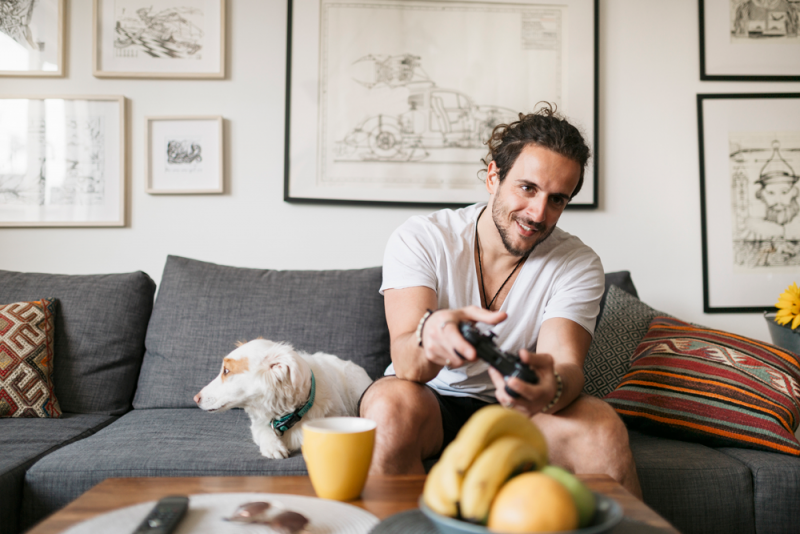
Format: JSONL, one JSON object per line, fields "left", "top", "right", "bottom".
{"left": 0, "top": 270, "right": 156, "bottom": 415}
{"left": 606, "top": 317, "right": 800, "bottom": 456}
{"left": 0, "top": 299, "right": 61, "bottom": 418}
{"left": 134, "top": 256, "right": 390, "bottom": 409}
{"left": 628, "top": 430, "right": 755, "bottom": 534}
{"left": 21, "top": 409, "right": 307, "bottom": 528}
{"left": 718, "top": 447, "right": 800, "bottom": 534}
{"left": 0, "top": 413, "right": 115, "bottom": 534}
{"left": 584, "top": 286, "right": 666, "bottom": 398}
{"left": 597, "top": 270, "right": 638, "bottom": 323}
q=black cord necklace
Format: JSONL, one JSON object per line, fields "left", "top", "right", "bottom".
{"left": 475, "top": 208, "right": 528, "bottom": 311}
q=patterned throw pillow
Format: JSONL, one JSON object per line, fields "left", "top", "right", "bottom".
{"left": 0, "top": 299, "right": 62, "bottom": 418}
{"left": 605, "top": 317, "right": 800, "bottom": 456}
{"left": 583, "top": 286, "right": 667, "bottom": 398}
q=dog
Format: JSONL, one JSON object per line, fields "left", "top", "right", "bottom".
{"left": 194, "top": 339, "right": 373, "bottom": 459}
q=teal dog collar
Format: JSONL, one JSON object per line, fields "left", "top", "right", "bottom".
{"left": 271, "top": 371, "right": 316, "bottom": 436}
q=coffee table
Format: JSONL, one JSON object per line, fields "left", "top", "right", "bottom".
{"left": 26, "top": 475, "right": 678, "bottom": 533}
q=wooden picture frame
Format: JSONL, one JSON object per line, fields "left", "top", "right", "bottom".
{"left": 0, "top": 0, "right": 64, "bottom": 77}
{"left": 698, "top": 93, "right": 800, "bottom": 312}
{"left": 700, "top": 0, "right": 800, "bottom": 81}
{"left": 93, "top": 0, "right": 225, "bottom": 79}
{"left": 284, "top": 0, "right": 599, "bottom": 208}
{"left": 0, "top": 95, "right": 126, "bottom": 227}
{"left": 145, "top": 116, "right": 224, "bottom": 194}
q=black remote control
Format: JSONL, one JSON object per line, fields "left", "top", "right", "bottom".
{"left": 458, "top": 321, "right": 538, "bottom": 398}
{"left": 132, "top": 496, "right": 189, "bottom": 534}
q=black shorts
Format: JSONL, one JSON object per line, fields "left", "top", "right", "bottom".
{"left": 358, "top": 376, "right": 494, "bottom": 456}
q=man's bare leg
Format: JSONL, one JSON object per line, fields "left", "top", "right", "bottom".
{"left": 359, "top": 376, "right": 444, "bottom": 474}
{"left": 533, "top": 394, "right": 642, "bottom": 499}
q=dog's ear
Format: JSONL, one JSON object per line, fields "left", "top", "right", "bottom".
{"left": 269, "top": 360, "right": 290, "bottom": 382}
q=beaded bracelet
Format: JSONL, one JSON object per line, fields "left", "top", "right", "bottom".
{"left": 415, "top": 309, "right": 435, "bottom": 347}
{"left": 541, "top": 370, "right": 563, "bottom": 413}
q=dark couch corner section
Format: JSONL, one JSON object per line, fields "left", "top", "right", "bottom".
{"left": 2, "top": 260, "right": 798, "bottom": 534}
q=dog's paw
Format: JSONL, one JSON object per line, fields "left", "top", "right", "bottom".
{"left": 260, "top": 443, "right": 290, "bottom": 459}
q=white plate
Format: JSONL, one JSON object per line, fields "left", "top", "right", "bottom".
{"left": 62, "top": 492, "right": 380, "bottom": 534}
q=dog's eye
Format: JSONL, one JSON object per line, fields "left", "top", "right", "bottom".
{"left": 223, "top": 368, "right": 230, "bottom": 375}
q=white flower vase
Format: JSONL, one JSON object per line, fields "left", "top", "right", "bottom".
{"left": 764, "top": 312, "right": 800, "bottom": 356}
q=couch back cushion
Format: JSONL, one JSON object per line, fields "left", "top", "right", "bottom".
{"left": 133, "top": 256, "right": 391, "bottom": 409}
{"left": 0, "top": 270, "right": 156, "bottom": 415}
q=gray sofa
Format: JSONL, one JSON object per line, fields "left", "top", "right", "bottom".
{"left": 1, "top": 255, "right": 798, "bottom": 534}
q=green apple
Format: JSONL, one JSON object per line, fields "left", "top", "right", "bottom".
{"left": 541, "top": 465, "right": 596, "bottom": 528}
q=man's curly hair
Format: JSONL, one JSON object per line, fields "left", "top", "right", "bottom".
{"left": 482, "top": 103, "right": 590, "bottom": 200}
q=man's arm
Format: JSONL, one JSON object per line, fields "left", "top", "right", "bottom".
{"left": 384, "top": 287, "right": 507, "bottom": 383}
{"left": 489, "top": 317, "right": 591, "bottom": 415}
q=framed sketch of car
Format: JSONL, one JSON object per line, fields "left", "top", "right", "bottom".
{"left": 285, "top": 0, "right": 599, "bottom": 208}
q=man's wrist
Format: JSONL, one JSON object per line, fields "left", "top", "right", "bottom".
{"left": 415, "top": 309, "right": 435, "bottom": 347}
{"left": 541, "top": 370, "right": 563, "bottom": 413}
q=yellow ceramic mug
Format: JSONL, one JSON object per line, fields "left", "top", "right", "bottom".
{"left": 302, "top": 417, "right": 377, "bottom": 501}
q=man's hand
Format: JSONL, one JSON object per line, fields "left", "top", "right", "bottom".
{"left": 419, "top": 306, "right": 507, "bottom": 369}
{"left": 488, "top": 350, "right": 559, "bottom": 415}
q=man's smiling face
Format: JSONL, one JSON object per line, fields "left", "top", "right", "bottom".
{"left": 487, "top": 144, "right": 580, "bottom": 257}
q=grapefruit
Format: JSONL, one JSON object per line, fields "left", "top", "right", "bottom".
{"left": 487, "top": 472, "right": 578, "bottom": 533}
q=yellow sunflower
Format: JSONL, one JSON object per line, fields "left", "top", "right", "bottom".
{"left": 775, "top": 282, "right": 800, "bottom": 330}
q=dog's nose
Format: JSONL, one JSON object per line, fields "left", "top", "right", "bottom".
{"left": 193, "top": 393, "right": 201, "bottom": 404}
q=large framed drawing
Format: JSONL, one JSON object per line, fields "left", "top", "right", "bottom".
{"left": 700, "top": 0, "right": 800, "bottom": 81}
{"left": 284, "top": 0, "right": 598, "bottom": 208}
{"left": 92, "top": 0, "right": 225, "bottom": 78}
{"left": 145, "top": 116, "right": 224, "bottom": 194}
{"left": 0, "top": 95, "right": 126, "bottom": 227}
{"left": 0, "top": 0, "right": 64, "bottom": 76}
{"left": 698, "top": 93, "right": 800, "bottom": 313}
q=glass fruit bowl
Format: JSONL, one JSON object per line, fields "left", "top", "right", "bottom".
{"left": 418, "top": 493, "right": 623, "bottom": 534}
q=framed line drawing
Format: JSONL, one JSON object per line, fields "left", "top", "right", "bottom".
{"left": 145, "top": 116, "right": 223, "bottom": 194}
{"left": 0, "top": 0, "right": 64, "bottom": 76}
{"left": 698, "top": 93, "right": 800, "bottom": 313}
{"left": 0, "top": 95, "right": 126, "bottom": 227}
{"left": 700, "top": 0, "right": 800, "bottom": 81}
{"left": 285, "top": 0, "right": 598, "bottom": 208}
{"left": 93, "top": 0, "right": 225, "bottom": 78}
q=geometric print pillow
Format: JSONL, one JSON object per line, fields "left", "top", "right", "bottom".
{"left": 605, "top": 316, "right": 800, "bottom": 456}
{"left": 583, "top": 286, "right": 667, "bottom": 398}
{"left": 0, "top": 299, "right": 62, "bottom": 418}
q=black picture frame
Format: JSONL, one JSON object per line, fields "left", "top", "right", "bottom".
{"left": 698, "top": 93, "right": 800, "bottom": 313}
{"left": 283, "top": 0, "right": 599, "bottom": 209}
{"left": 700, "top": 0, "right": 800, "bottom": 82}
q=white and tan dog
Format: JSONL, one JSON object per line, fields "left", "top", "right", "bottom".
{"left": 194, "top": 339, "right": 373, "bottom": 459}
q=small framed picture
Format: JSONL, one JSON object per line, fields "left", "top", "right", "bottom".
{"left": 0, "top": 95, "right": 125, "bottom": 227}
{"left": 700, "top": 0, "right": 800, "bottom": 81}
{"left": 146, "top": 116, "right": 224, "bottom": 194}
{"left": 698, "top": 93, "right": 800, "bottom": 313}
{"left": 93, "top": 0, "right": 225, "bottom": 78}
{"left": 0, "top": 0, "right": 64, "bottom": 76}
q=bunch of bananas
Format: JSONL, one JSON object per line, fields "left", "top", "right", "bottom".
{"left": 422, "top": 404, "right": 549, "bottom": 525}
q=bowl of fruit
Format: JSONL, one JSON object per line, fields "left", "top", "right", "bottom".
{"left": 419, "top": 405, "right": 624, "bottom": 534}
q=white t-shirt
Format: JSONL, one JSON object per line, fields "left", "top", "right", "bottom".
{"left": 380, "top": 203, "right": 604, "bottom": 402}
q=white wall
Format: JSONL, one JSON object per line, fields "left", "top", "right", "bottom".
{"left": 2, "top": 0, "right": 799, "bottom": 343}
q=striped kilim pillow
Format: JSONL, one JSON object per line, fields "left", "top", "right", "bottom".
{"left": 0, "top": 298, "right": 61, "bottom": 418}
{"left": 605, "top": 316, "right": 800, "bottom": 456}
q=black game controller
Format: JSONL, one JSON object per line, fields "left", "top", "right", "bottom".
{"left": 458, "top": 321, "right": 538, "bottom": 399}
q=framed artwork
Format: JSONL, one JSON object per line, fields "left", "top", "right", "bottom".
{"left": 698, "top": 93, "right": 800, "bottom": 313}
{"left": 700, "top": 0, "right": 800, "bottom": 81}
{"left": 0, "top": 95, "right": 126, "bottom": 227}
{"left": 0, "top": 0, "right": 64, "bottom": 76}
{"left": 92, "top": 0, "right": 225, "bottom": 78}
{"left": 145, "top": 116, "right": 223, "bottom": 194}
{"left": 284, "top": 0, "right": 598, "bottom": 208}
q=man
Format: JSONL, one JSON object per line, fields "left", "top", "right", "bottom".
{"left": 359, "top": 106, "right": 641, "bottom": 497}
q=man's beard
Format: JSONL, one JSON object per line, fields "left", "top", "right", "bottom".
{"left": 765, "top": 199, "right": 800, "bottom": 226}
{"left": 491, "top": 201, "right": 556, "bottom": 257}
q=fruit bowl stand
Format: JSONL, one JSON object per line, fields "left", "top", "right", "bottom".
{"left": 418, "top": 493, "right": 624, "bottom": 534}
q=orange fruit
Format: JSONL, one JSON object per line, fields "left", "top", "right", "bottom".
{"left": 487, "top": 472, "right": 579, "bottom": 533}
